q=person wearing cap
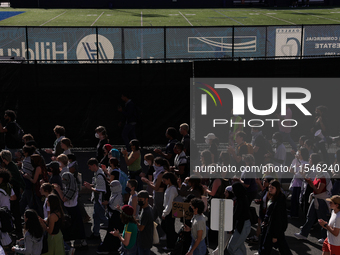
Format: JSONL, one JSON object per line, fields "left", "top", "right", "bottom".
{"left": 319, "top": 195, "right": 340, "bottom": 255}
{"left": 136, "top": 190, "right": 153, "bottom": 255}
{"left": 204, "top": 133, "right": 218, "bottom": 163}
{"left": 110, "top": 205, "right": 138, "bottom": 255}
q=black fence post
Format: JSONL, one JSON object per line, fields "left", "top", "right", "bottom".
{"left": 164, "top": 27, "right": 166, "bottom": 63}
{"left": 232, "top": 26, "right": 235, "bottom": 60}
{"left": 96, "top": 27, "right": 99, "bottom": 64}
{"left": 300, "top": 24, "right": 304, "bottom": 60}
{"left": 121, "top": 28, "right": 125, "bottom": 64}
{"left": 25, "top": 26, "right": 29, "bottom": 63}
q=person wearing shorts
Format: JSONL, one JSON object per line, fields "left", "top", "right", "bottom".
{"left": 319, "top": 195, "right": 340, "bottom": 255}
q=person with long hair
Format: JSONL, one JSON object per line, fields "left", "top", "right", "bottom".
{"left": 141, "top": 157, "right": 167, "bottom": 239}
{"left": 161, "top": 172, "right": 178, "bottom": 252}
{"left": 39, "top": 194, "right": 65, "bottom": 255}
{"left": 12, "top": 209, "right": 43, "bottom": 255}
{"left": 122, "top": 139, "right": 142, "bottom": 191}
{"left": 256, "top": 180, "right": 292, "bottom": 255}
{"left": 110, "top": 205, "right": 138, "bottom": 255}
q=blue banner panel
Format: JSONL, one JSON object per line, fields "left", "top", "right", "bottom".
{"left": 233, "top": 26, "right": 266, "bottom": 59}
{"left": 303, "top": 25, "right": 340, "bottom": 57}
{"left": 123, "top": 28, "right": 164, "bottom": 63}
{"left": 0, "top": 27, "right": 26, "bottom": 58}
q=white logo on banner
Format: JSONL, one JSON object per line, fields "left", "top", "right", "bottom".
{"left": 188, "top": 36, "right": 257, "bottom": 53}
{"left": 275, "top": 28, "right": 302, "bottom": 58}
{"left": 76, "top": 34, "right": 114, "bottom": 63}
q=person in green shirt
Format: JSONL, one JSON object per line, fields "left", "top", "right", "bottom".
{"left": 111, "top": 205, "right": 138, "bottom": 255}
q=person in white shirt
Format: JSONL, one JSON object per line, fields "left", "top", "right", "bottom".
{"left": 84, "top": 158, "right": 108, "bottom": 240}
{"left": 161, "top": 172, "right": 178, "bottom": 252}
{"left": 0, "top": 169, "right": 16, "bottom": 247}
{"left": 319, "top": 195, "right": 340, "bottom": 255}
{"left": 54, "top": 172, "right": 87, "bottom": 248}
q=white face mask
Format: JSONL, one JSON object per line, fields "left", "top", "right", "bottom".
{"left": 144, "top": 160, "right": 149, "bottom": 166}
{"left": 95, "top": 133, "right": 100, "bottom": 139}
{"left": 272, "top": 139, "right": 277, "bottom": 144}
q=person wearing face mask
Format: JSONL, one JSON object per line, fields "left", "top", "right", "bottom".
{"left": 97, "top": 180, "right": 124, "bottom": 254}
{"left": 184, "top": 198, "right": 207, "bottom": 255}
{"left": 84, "top": 158, "right": 108, "bottom": 240}
{"left": 54, "top": 172, "right": 88, "bottom": 249}
{"left": 0, "top": 110, "right": 23, "bottom": 158}
{"left": 141, "top": 157, "right": 167, "bottom": 240}
{"left": 126, "top": 179, "right": 140, "bottom": 219}
{"left": 95, "top": 126, "right": 109, "bottom": 162}
{"left": 136, "top": 190, "right": 154, "bottom": 255}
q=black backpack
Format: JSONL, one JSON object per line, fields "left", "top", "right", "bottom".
{"left": 98, "top": 173, "right": 111, "bottom": 202}
{"left": 0, "top": 205, "right": 14, "bottom": 233}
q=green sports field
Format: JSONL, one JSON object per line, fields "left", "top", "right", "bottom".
{"left": 0, "top": 7, "right": 340, "bottom": 26}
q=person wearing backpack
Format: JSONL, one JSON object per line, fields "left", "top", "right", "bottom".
{"left": 54, "top": 172, "right": 88, "bottom": 250}
{"left": 84, "top": 158, "right": 108, "bottom": 240}
{"left": 0, "top": 169, "right": 16, "bottom": 248}
{"left": 0, "top": 110, "right": 23, "bottom": 159}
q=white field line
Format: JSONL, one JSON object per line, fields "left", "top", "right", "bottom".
{"left": 292, "top": 10, "right": 340, "bottom": 23}
{"left": 40, "top": 11, "right": 67, "bottom": 26}
{"left": 214, "top": 9, "right": 244, "bottom": 25}
{"left": 253, "top": 10, "right": 296, "bottom": 25}
{"left": 141, "top": 11, "right": 143, "bottom": 26}
{"left": 91, "top": 12, "right": 104, "bottom": 26}
{"left": 179, "top": 11, "right": 193, "bottom": 26}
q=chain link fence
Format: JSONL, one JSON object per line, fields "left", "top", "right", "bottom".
{"left": 0, "top": 25, "right": 339, "bottom": 64}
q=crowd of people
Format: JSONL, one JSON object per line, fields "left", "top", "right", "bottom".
{"left": 0, "top": 104, "right": 340, "bottom": 255}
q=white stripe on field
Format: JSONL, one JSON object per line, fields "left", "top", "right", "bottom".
{"left": 292, "top": 10, "right": 340, "bottom": 23}
{"left": 141, "top": 11, "right": 143, "bottom": 26}
{"left": 214, "top": 9, "right": 244, "bottom": 25}
{"left": 40, "top": 11, "right": 67, "bottom": 26}
{"left": 179, "top": 11, "right": 193, "bottom": 26}
{"left": 253, "top": 10, "right": 296, "bottom": 25}
{"left": 91, "top": 12, "right": 104, "bottom": 26}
